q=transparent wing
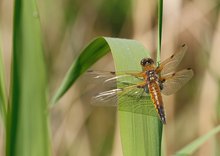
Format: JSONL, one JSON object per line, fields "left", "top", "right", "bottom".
{"left": 87, "top": 70, "right": 146, "bottom": 106}
{"left": 157, "top": 44, "right": 188, "bottom": 76}
{"left": 87, "top": 70, "right": 142, "bottom": 85}
{"left": 87, "top": 70, "right": 117, "bottom": 80}
{"left": 91, "top": 84, "right": 147, "bottom": 106}
{"left": 161, "top": 68, "right": 193, "bottom": 95}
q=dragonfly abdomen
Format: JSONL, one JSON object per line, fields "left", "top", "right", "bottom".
{"left": 148, "top": 81, "right": 166, "bottom": 124}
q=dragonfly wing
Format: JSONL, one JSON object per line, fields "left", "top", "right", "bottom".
{"left": 91, "top": 88, "right": 122, "bottom": 106}
{"left": 87, "top": 70, "right": 117, "bottom": 83}
{"left": 87, "top": 70, "right": 145, "bottom": 106}
{"left": 157, "top": 44, "right": 188, "bottom": 76}
{"left": 87, "top": 70, "right": 143, "bottom": 85}
{"left": 161, "top": 68, "right": 193, "bottom": 95}
{"left": 86, "top": 70, "right": 134, "bottom": 93}
{"left": 91, "top": 84, "right": 147, "bottom": 106}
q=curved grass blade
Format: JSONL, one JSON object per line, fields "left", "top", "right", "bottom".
{"left": 51, "top": 37, "right": 110, "bottom": 105}
{"left": 51, "top": 37, "right": 163, "bottom": 156}
{"left": 7, "top": 0, "right": 50, "bottom": 155}
{"left": 0, "top": 26, "right": 7, "bottom": 125}
{"left": 175, "top": 125, "right": 220, "bottom": 156}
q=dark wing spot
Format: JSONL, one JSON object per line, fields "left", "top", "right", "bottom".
{"left": 170, "top": 54, "right": 174, "bottom": 59}
{"left": 181, "top": 44, "right": 186, "bottom": 47}
{"left": 161, "top": 79, "right": 166, "bottom": 83}
{"left": 172, "top": 73, "right": 176, "bottom": 76}
{"left": 110, "top": 71, "right": 115, "bottom": 74}
{"left": 159, "top": 83, "right": 164, "bottom": 90}
{"left": 187, "top": 68, "right": 192, "bottom": 70}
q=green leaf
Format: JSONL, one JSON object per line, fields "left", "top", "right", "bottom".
{"left": 106, "top": 38, "right": 163, "bottom": 156}
{"left": 175, "top": 125, "right": 220, "bottom": 156}
{"left": 51, "top": 37, "right": 110, "bottom": 105}
{"left": 51, "top": 37, "right": 163, "bottom": 156}
{"left": 6, "top": 0, "right": 50, "bottom": 155}
{"left": 0, "top": 23, "right": 7, "bottom": 125}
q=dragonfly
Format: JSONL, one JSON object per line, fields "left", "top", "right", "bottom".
{"left": 88, "top": 44, "right": 193, "bottom": 124}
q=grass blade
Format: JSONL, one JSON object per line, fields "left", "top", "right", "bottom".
{"left": 51, "top": 37, "right": 110, "bottom": 105}
{"left": 175, "top": 125, "right": 220, "bottom": 156}
{"left": 157, "top": 1, "right": 164, "bottom": 155}
{"left": 6, "top": 0, "right": 50, "bottom": 155}
{"left": 51, "top": 37, "right": 163, "bottom": 155}
{"left": 0, "top": 24, "right": 7, "bottom": 125}
{"left": 215, "top": 79, "right": 220, "bottom": 156}
{"left": 157, "top": 0, "right": 163, "bottom": 65}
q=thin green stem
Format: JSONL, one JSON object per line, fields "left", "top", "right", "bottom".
{"left": 157, "top": 0, "right": 163, "bottom": 66}
{"left": 0, "top": 20, "right": 7, "bottom": 126}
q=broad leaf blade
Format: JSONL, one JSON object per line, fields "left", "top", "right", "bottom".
{"left": 105, "top": 38, "right": 163, "bottom": 156}
{"left": 51, "top": 37, "right": 163, "bottom": 156}
{"left": 7, "top": 0, "right": 50, "bottom": 155}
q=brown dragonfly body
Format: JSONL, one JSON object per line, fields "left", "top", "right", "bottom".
{"left": 145, "top": 70, "right": 165, "bottom": 124}
{"left": 147, "top": 79, "right": 165, "bottom": 123}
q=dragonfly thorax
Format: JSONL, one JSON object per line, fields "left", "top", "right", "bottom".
{"left": 146, "top": 70, "right": 159, "bottom": 82}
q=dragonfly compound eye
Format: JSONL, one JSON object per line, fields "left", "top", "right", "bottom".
{"left": 140, "top": 58, "right": 147, "bottom": 66}
{"left": 140, "top": 58, "right": 154, "bottom": 66}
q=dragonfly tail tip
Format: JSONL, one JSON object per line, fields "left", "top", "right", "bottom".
{"left": 161, "top": 117, "right": 166, "bottom": 124}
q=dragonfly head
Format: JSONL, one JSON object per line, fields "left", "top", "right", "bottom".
{"left": 140, "top": 58, "right": 154, "bottom": 68}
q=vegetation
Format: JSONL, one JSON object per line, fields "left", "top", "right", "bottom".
{"left": 0, "top": 0, "right": 220, "bottom": 156}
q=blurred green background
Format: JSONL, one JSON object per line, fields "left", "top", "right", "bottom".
{"left": 1, "top": 0, "right": 220, "bottom": 155}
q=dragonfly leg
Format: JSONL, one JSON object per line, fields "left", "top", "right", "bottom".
{"left": 136, "top": 81, "right": 147, "bottom": 88}
{"left": 144, "top": 87, "right": 149, "bottom": 94}
{"left": 126, "top": 71, "right": 145, "bottom": 78}
{"left": 155, "top": 66, "right": 163, "bottom": 74}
